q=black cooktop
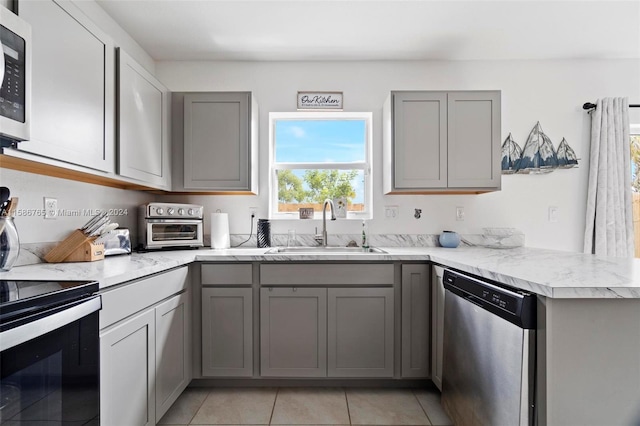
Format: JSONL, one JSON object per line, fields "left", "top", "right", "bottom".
{"left": 0, "top": 280, "right": 99, "bottom": 326}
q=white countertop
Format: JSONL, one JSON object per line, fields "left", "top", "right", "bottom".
{"left": 2, "top": 246, "right": 640, "bottom": 298}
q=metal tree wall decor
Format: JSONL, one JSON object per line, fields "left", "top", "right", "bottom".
{"left": 500, "top": 133, "right": 523, "bottom": 174}
{"left": 556, "top": 137, "right": 579, "bottom": 168}
{"left": 501, "top": 122, "right": 579, "bottom": 175}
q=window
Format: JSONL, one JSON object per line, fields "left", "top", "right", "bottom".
{"left": 269, "top": 112, "right": 372, "bottom": 219}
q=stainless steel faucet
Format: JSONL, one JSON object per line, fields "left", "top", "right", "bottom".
{"left": 320, "top": 199, "right": 336, "bottom": 246}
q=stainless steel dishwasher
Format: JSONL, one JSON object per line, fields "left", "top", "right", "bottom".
{"left": 441, "top": 269, "right": 536, "bottom": 426}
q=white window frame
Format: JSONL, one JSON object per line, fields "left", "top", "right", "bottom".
{"left": 268, "top": 111, "right": 373, "bottom": 220}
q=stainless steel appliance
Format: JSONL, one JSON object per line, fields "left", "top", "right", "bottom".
{"left": 442, "top": 269, "right": 536, "bottom": 426}
{"left": 0, "top": 8, "right": 31, "bottom": 143}
{"left": 0, "top": 279, "right": 101, "bottom": 424}
{"left": 139, "top": 202, "right": 204, "bottom": 249}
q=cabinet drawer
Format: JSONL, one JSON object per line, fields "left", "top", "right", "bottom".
{"left": 260, "top": 264, "right": 394, "bottom": 286}
{"left": 201, "top": 264, "right": 253, "bottom": 285}
{"left": 100, "top": 267, "right": 188, "bottom": 329}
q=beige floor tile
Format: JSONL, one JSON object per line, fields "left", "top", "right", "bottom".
{"left": 413, "top": 389, "right": 452, "bottom": 426}
{"left": 158, "top": 388, "right": 210, "bottom": 425}
{"left": 346, "top": 389, "right": 430, "bottom": 425}
{"left": 271, "top": 388, "right": 350, "bottom": 425}
{"left": 190, "top": 388, "right": 277, "bottom": 425}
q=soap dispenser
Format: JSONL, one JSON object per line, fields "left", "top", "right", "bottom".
{"left": 361, "top": 220, "right": 369, "bottom": 249}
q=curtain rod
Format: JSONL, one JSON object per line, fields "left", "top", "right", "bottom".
{"left": 583, "top": 102, "right": 640, "bottom": 110}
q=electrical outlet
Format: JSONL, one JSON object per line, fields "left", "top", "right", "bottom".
{"left": 384, "top": 206, "right": 399, "bottom": 220}
{"left": 249, "top": 207, "right": 257, "bottom": 217}
{"left": 456, "top": 206, "right": 465, "bottom": 221}
{"left": 44, "top": 197, "right": 58, "bottom": 219}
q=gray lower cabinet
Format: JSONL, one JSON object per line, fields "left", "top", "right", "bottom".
{"left": 431, "top": 265, "right": 445, "bottom": 390}
{"left": 100, "top": 309, "right": 155, "bottom": 426}
{"left": 260, "top": 287, "right": 327, "bottom": 377}
{"left": 155, "top": 291, "right": 191, "bottom": 420}
{"left": 99, "top": 266, "right": 190, "bottom": 426}
{"left": 327, "top": 287, "right": 394, "bottom": 377}
{"left": 201, "top": 287, "right": 253, "bottom": 377}
{"left": 401, "top": 264, "right": 431, "bottom": 378}
{"left": 19, "top": 0, "right": 115, "bottom": 172}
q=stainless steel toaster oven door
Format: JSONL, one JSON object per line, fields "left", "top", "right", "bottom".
{"left": 146, "top": 219, "right": 203, "bottom": 247}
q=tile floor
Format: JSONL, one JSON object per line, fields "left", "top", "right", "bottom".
{"left": 158, "top": 387, "right": 452, "bottom": 426}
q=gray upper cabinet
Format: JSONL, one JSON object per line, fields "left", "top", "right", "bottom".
{"left": 18, "top": 0, "right": 115, "bottom": 172}
{"left": 327, "top": 287, "right": 394, "bottom": 378}
{"left": 384, "top": 90, "right": 501, "bottom": 193}
{"left": 447, "top": 91, "right": 501, "bottom": 188}
{"left": 260, "top": 287, "right": 327, "bottom": 377}
{"left": 177, "top": 92, "right": 258, "bottom": 193}
{"left": 117, "top": 48, "right": 170, "bottom": 189}
{"left": 401, "top": 264, "right": 430, "bottom": 378}
{"left": 391, "top": 92, "right": 447, "bottom": 189}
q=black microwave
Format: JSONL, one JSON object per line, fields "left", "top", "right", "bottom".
{"left": 0, "top": 7, "right": 30, "bottom": 143}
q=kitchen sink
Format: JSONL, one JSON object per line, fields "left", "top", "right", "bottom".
{"left": 265, "top": 246, "right": 387, "bottom": 254}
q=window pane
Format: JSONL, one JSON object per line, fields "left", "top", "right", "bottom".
{"left": 274, "top": 120, "right": 366, "bottom": 163}
{"left": 276, "top": 169, "right": 365, "bottom": 213}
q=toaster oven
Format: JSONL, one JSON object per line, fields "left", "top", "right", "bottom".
{"left": 139, "top": 203, "right": 204, "bottom": 249}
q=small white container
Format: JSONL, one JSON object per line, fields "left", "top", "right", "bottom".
{"left": 210, "top": 213, "right": 230, "bottom": 249}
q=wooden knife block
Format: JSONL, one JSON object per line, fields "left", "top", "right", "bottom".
{"left": 44, "top": 229, "right": 105, "bottom": 263}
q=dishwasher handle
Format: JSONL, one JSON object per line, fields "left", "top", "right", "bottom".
{"left": 444, "top": 269, "right": 536, "bottom": 329}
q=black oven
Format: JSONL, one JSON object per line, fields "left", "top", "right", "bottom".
{"left": 0, "top": 280, "right": 101, "bottom": 425}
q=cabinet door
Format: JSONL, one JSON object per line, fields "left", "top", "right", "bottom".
{"left": 393, "top": 92, "right": 447, "bottom": 189}
{"left": 19, "top": 0, "right": 115, "bottom": 172}
{"left": 100, "top": 309, "right": 155, "bottom": 426}
{"left": 260, "top": 287, "right": 327, "bottom": 377}
{"left": 327, "top": 287, "right": 394, "bottom": 378}
{"left": 401, "top": 264, "right": 430, "bottom": 378}
{"left": 155, "top": 291, "right": 191, "bottom": 421}
{"left": 183, "top": 92, "right": 251, "bottom": 190}
{"left": 431, "top": 265, "right": 445, "bottom": 390}
{"left": 117, "top": 48, "right": 170, "bottom": 188}
{"left": 447, "top": 91, "right": 501, "bottom": 189}
{"left": 202, "top": 287, "right": 253, "bottom": 377}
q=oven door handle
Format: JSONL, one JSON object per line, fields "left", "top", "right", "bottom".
{"left": 0, "top": 295, "right": 102, "bottom": 352}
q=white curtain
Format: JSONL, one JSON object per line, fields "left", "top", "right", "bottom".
{"left": 584, "top": 97, "right": 634, "bottom": 257}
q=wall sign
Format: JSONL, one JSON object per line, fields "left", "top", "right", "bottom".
{"left": 297, "top": 92, "right": 343, "bottom": 110}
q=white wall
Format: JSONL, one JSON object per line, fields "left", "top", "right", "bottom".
{"left": 157, "top": 59, "right": 640, "bottom": 252}
{"left": 0, "top": 168, "right": 154, "bottom": 243}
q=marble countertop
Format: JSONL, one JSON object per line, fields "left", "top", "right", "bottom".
{"left": 1, "top": 246, "right": 639, "bottom": 298}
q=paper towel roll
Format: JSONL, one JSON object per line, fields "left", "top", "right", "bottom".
{"left": 210, "top": 213, "right": 230, "bottom": 249}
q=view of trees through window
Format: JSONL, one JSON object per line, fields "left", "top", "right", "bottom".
{"left": 271, "top": 115, "right": 370, "bottom": 216}
{"left": 277, "top": 169, "right": 363, "bottom": 212}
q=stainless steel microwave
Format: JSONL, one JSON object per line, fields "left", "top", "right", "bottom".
{"left": 0, "top": 7, "right": 31, "bottom": 142}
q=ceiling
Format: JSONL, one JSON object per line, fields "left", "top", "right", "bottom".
{"left": 95, "top": 0, "right": 640, "bottom": 62}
